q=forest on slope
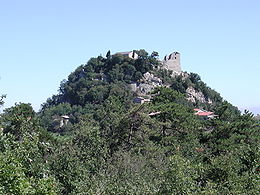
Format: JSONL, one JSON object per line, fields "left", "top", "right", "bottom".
{"left": 0, "top": 50, "right": 259, "bottom": 194}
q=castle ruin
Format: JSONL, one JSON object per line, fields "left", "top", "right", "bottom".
{"left": 115, "top": 50, "right": 182, "bottom": 73}
{"left": 162, "top": 52, "right": 181, "bottom": 73}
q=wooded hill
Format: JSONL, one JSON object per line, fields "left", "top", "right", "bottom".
{"left": 0, "top": 50, "right": 259, "bottom": 194}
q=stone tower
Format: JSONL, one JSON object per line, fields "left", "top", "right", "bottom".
{"left": 162, "top": 52, "right": 181, "bottom": 73}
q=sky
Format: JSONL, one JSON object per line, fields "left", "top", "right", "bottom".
{"left": 0, "top": 0, "right": 259, "bottom": 114}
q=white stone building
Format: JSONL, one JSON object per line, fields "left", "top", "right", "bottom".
{"left": 115, "top": 51, "right": 138, "bottom": 59}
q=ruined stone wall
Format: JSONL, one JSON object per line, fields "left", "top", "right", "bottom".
{"left": 162, "top": 52, "right": 181, "bottom": 73}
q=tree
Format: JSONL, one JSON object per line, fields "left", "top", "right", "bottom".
{"left": 189, "top": 72, "right": 201, "bottom": 84}
{"left": 159, "top": 154, "right": 202, "bottom": 194}
{"left": 1, "top": 103, "right": 36, "bottom": 140}
{"left": 214, "top": 100, "right": 240, "bottom": 121}
{"left": 152, "top": 87, "right": 189, "bottom": 106}
{"left": 151, "top": 51, "right": 159, "bottom": 58}
{"left": 0, "top": 104, "right": 59, "bottom": 194}
{"left": 48, "top": 120, "right": 107, "bottom": 194}
{"left": 106, "top": 50, "right": 111, "bottom": 59}
{"left": 0, "top": 94, "right": 6, "bottom": 106}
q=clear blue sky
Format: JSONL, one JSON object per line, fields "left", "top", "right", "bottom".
{"left": 0, "top": 0, "right": 260, "bottom": 113}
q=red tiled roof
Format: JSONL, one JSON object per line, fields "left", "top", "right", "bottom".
{"left": 195, "top": 112, "right": 214, "bottom": 116}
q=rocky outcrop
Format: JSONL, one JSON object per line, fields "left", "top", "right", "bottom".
{"left": 130, "top": 72, "right": 163, "bottom": 96}
{"left": 137, "top": 83, "right": 154, "bottom": 95}
{"left": 186, "top": 87, "right": 212, "bottom": 104}
{"left": 130, "top": 72, "right": 212, "bottom": 105}
{"left": 143, "top": 72, "right": 162, "bottom": 85}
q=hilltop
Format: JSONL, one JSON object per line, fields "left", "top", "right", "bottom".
{"left": 39, "top": 49, "right": 239, "bottom": 131}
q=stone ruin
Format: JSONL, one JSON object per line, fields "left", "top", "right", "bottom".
{"left": 162, "top": 52, "right": 181, "bottom": 73}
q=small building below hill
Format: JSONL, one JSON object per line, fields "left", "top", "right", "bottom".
{"left": 60, "top": 115, "right": 70, "bottom": 127}
{"left": 194, "top": 109, "right": 218, "bottom": 119}
{"left": 134, "top": 97, "right": 150, "bottom": 104}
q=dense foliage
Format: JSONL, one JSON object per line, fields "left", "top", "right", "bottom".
{"left": 0, "top": 50, "right": 259, "bottom": 194}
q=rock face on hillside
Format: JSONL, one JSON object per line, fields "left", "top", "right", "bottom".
{"left": 186, "top": 87, "right": 212, "bottom": 104}
{"left": 130, "top": 72, "right": 212, "bottom": 105}
{"left": 130, "top": 72, "right": 163, "bottom": 96}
